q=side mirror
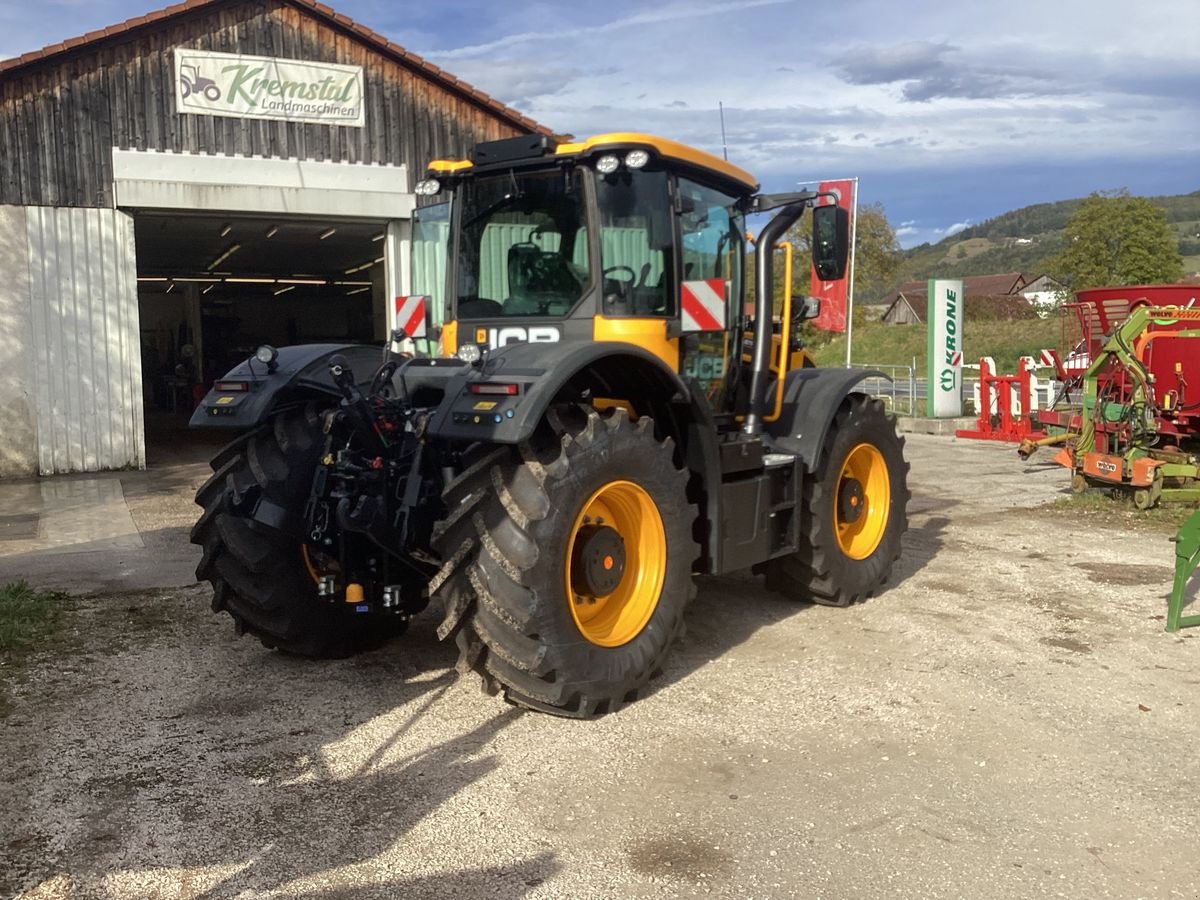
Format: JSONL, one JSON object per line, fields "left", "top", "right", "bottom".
{"left": 795, "top": 295, "right": 821, "bottom": 321}
{"left": 812, "top": 204, "right": 850, "bottom": 280}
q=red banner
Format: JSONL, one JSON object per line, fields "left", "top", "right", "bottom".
{"left": 809, "top": 179, "right": 854, "bottom": 333}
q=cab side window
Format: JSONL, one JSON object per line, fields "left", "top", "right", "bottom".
{"left": 676, "top": 178, "right": 745, "bottom": 316}
{"left": 676, "top": 178, "right": 745, "bottom": 411}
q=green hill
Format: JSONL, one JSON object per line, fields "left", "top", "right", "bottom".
{"left": 811, "top": 316, "right": 1063, "bottom": 374}
{"left": 894, "top": 189, "right": 1200, "bottom": 284}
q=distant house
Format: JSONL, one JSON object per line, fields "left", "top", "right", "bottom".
{"left": 1021, "top": 274, "right": 1067, "bottom": 312}
{"left": 880, "top": 273, "right": 1032, "bottom": 324}
{"left": 880, "top": 288, "right": 927, "bottom": 324}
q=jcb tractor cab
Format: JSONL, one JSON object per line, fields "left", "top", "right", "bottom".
{"left": 190, "top": 133, "right": 909, "bottom": 718}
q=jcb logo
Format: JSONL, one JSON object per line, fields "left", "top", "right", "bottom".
{"left": 474, "top": 326, "right": 561, "bottom": 348}
{"left": 684, "top": 354, "right": 726, "bottom": 380}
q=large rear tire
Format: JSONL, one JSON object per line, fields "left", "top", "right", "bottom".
{"left": 766, "top": 395, "right": 909, "bottom": 605}
{"left": 430, "top": 407, "right": 698, "bottom": 717}
{"left": 191, "top": 405, "right": 396, "bottom": 658}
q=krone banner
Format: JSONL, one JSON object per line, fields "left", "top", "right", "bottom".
{"left": 174, "top": 48, "right": 365, "bottom": 127}
{"left": 927, "top": 278, "right": 964, "bottom": 417}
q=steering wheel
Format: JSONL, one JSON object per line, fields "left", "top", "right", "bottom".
{"left": 603, "top": 265, "right": 637, "bottom": 285}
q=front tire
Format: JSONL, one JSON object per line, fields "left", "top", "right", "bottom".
{"left": 766, "top": 395, "right": 909, "bottom": 605}
{"left": 191, "top": 405, "right": 397, "bottom": 657}
{"left": 430, "top": 407, "right": 698, "bottom": 717}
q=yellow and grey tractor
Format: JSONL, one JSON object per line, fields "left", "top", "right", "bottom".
{"left": 190, "top": 133, "right": 909, "bottom": 717}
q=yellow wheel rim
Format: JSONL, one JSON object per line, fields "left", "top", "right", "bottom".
{"left": 565, "top": 480, "right": 667, "bottom": 647}
{"left": 834, "top": 443, "right": 891, "bottom": 560}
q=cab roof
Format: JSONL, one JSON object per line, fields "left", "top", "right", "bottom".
{"left": 428, "top": 132, "right": 759, "bottom": 195}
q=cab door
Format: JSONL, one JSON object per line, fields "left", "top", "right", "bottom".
{"left": 676, "top": 177, "right": 746, "bottom": 413}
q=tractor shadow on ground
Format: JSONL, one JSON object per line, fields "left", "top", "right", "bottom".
{"left": 3, "top": 592, "right": 559, "bottom": 900}
{"left": 649, "top": 512, "right": 952, "bottom": 696}
{"left": 176, "top": 615, "right": 561, "bottom": 899}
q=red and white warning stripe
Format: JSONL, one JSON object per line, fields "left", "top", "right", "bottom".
{"left": 394, "top": 294, "right": 427, "bottom": 339}
{"left": 949, "top": 350, "right": 962, "bottom": 367}
{"left": 1040, "top": 348, "right": 1057, "bottom": 368}
{"left": 680, "top": 279, "right": 727, "bottom": 332}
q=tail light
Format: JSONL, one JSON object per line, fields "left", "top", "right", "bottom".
{"left": 468, "top": 383, "right": 520, "bottom": 395}
{"left": 214, "top": 381, "right": 250, "bottom": 392}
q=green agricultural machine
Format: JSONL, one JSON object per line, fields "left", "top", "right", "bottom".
{"left": 1022, "top": 299, "right": 1200, "bottom": 510}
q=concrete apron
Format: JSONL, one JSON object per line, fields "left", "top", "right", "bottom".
{"left": 0, "top": 468, "right": 203, "bottom": 594}
{"left": 0, "top": 477, "right": 143, "bottom": 554}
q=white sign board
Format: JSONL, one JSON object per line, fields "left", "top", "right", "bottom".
{"left": 174, "top": 48, "right": 364, "bottom": 127}
{"left": 927, "top": 278, "right": 964, "bottom": 417}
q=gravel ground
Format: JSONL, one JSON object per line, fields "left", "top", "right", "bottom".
{"left": 2, "top": 434, "right": 1198, "bottom": 899}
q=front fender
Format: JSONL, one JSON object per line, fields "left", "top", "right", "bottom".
{"left": 189, "top": 343, "right": 384, "bottom": 429}
{"left": 424, "top": 341, "right": 692, "bottom": 444}
{"left": 763, "top": 368, "right": 889, "bottom": 471}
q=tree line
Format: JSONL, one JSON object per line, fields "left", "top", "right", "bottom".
{"left": 770, "top": 188, "right": 1191, "bottom": 310}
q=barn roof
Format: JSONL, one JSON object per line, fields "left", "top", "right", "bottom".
{"left": 882, "top": 272, "right": 1031, "bottom": 307}
{"left": 0, "top": 0, "right": 552, "bottom": 137}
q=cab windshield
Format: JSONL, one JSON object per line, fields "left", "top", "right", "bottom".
{"left": 454, "top": 169, "right": 591, "bottom": 319}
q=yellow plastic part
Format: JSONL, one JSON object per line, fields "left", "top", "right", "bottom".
{"left": 345, "top": 583, "right": 365, "bottom": 603}
{"left": 439, "top": 320, "right": 459, "bottom": 356}
{"left": 565, "top": 480, "right": 667, "bottom": 647}
{"left": 426, "top": 133, "right": 758, "bottom": 193}
{"left": 764, "top": 241, "right": 793, "bottom": 423}
{"left": 835, "top": 443, "right": 891, "bottom": 560}
{"left": 554, "top": 133, "right": 758, "bottom": 192}
{"left": 592, "top": 316, "right": 680, "bottom": 371}
{"left": 427, "top": 159, "right": 473, "bottom": 173}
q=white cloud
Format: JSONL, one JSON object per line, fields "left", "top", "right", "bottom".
{"left": 4, "top": 0, "right": 1196, "bottom": 245}
{"left": 424, "top": 0, "right": 792, "bottom": 61}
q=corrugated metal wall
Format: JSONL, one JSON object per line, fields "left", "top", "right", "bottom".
{"left": 24, "top": 207, "right": 143, "bottom": 473}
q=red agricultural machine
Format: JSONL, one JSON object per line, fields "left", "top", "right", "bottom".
{"left": 1018, "top": 285, "right": 1200, "bottom": 508}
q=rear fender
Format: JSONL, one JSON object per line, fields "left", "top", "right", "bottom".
{"left": 189, "top": 343, "right": 385, "bottom": 429}
{"left": 763, "top": 368, "right": 889, "bottom": 470}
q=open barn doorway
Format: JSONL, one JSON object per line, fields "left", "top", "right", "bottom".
{"left": 133, "top": 212, "right": 388, "bottom": 464}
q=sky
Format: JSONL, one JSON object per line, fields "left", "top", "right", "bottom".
{"left": 4, "top": 0, "right": 1199, "bottom": 247}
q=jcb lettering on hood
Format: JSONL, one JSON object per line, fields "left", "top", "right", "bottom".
{"left": 487, "top": 326, "right": 561, "bottom": 348}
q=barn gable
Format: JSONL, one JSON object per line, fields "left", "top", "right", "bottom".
{"left": 0, "top": 0, "right": 551, "bottom": 208}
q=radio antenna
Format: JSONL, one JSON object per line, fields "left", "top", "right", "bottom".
{"left": 718, "top": 101, "right": 729, "bottom": 161}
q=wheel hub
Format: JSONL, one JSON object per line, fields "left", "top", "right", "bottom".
{"left": 838, "top": 478, "right": 865, "bottom": 524}
{"left": 570, "top": 525, "right": 626, "bottom": 597}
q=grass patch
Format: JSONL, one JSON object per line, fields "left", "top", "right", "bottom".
{"left": 0, "top": 581, "right": 70, "bottom": 718}
{"left": 0, "top": 581, "right": 68, "bottom": 654}
{"left": 811, "top": 316, "right": 1063, "bottom": 374}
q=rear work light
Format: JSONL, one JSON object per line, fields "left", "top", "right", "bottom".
{"left": 468, "top": 383, "right": 520, "bottom": 396}
{"left": 214, "top": 381, "right": 250, "bottom": 392}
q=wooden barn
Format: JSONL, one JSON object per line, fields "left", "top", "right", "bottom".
{"left": 0, "top": 0, "right": 550, "bottom": 475}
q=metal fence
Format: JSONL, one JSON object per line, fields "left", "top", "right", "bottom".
{"left": 849, "top": 364, "right": 917, "bottom": 416}
{"left": 850, "top": 361, "right": 982, "bottom": 417}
